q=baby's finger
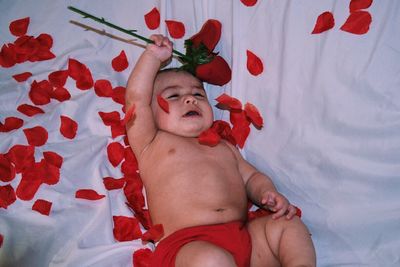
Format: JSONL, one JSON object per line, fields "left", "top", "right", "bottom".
{"left": 272, "top": 207, "right": 287, "bottom": 220}
{"left": 285, "top": 205, "right": 297, "bottom": 219}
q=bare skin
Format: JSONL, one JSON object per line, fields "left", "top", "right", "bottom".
{"left": 126, "top": 34, "right": 316, "bottom": 267}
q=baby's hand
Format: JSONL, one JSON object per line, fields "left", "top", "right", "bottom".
{"left": 260, "top": 191, "right": 297, "bottom": 220}
{"left": 146, "top": 34, "right": 173, "bottom": 64}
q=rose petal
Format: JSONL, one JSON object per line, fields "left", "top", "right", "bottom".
{"left": 112, "top": 86, "right": 126, "bottom": 105}
{"left": 248, "top": 208, "right": 273, "bottom": 221}
{"left": 215, "top": 93, "right": 242, "bottom": 110}
{"left": 17, "top": 104, "right": 45, "bottom": 117}
{"left": 9, "top": 17, "right": 30, "bottom": 37}
{"left": 29, "top": 80, "right": 52, "bottom": 105}
{"left": 246, "top": 50, "right": 264, "bottom": 76}
{"left": 165, "top": 20, "right": 185, "bottom": 39}
{"left": 157, "top": 94, "right": 169, "bottom": 113}
{"left": 0, "top": 44, "right": 17, "bottom": 68}
{"left": 98, "top": 111, "right": 121, "bottom": 126}
{"left": 312, "top": 11, "right": 335, "bottom": 34}
{"left": 0, "top": 117, "right": 24, "bottom": 132}
{"left": 36, "top": 33, "right": 53, "bottom": 49}
{"left": 112, "top": 50, "right": 129, "bottom": 72}
{"left": 107, "top": 142, "right": 125, "bottom": 167}
{"left": 190, "top": 19, "right": 221, "bottom": 52}
{"left": 32, "top": 199, "right": 52, "bottom": 216}
{"left": 0, "top": 154, "right": 16, "bottom": 182}
{"left": 23, "top": 126, "right": 48, "bottom": 146}
{"left": 68, "top": 58, "right": 93, "bottom": 90}
{"left": 113, "top": 216, "right": 142, "bottom": 241}
{"left": 141, "top": 224, "right": 164, "bottom": 243}
{"left": 40, "top": 159, "right": 60, "bottom": 185}
{"left": 340, "top": 10, "right": 372, "bottom": 35}
{"left": 0, "top": 185, "right": 17, "bottom": 209}
{"left": 48, "top": 70, "right": 68, "bottom": 87}
{"left": 0, "top": 234, "right": 3, "bottom": 247}
{"left": 5, "top": 145, "right": 35, "bottom": 173}
{"left": 60, "top": 116, "right": 78, "bottom": 139}
{"left": 195, "top": 56, "right": 232, "bottom": 86}
{"left": 103, "top": 177, "right": 126, "bottom": 190}
{"left": 51, "top": 87, "right": 71, "bottom": 102}
{"left": 94, "top": 79, "right": 113, "bottom": 97}
{"left": 230, "top": 110, "right": 250, "bottom": 128}
{"left": 244, "top": 102, "right": 263, "bottom": 129}
{"left": 75, "top": 189, "right": 105, "bottom": 200}
{"left": 122, "top": 104, "right": 136, "bottom": 126}
{"left": 16, "top": 170, "right": 42, "bottom": 201}
{"left": 198, "top": 128, "right": 221, "bottom": 147}
{"left": 232, "top": 123, "right": 250, "bottom": 148}
{"left": 133, "top": 248, "right": 153, "bottom": 267}
{"left": 240, "top": 0, "right": 258, "bottom": 6}
{"left": 350, "top": 0, "right": 373, "bottom": 13}
{"left": 12, "top": 72, "right": 32, "bottom": 82}
{"left": 144, "top": 7, "right": 160, "bottom": 30}
{"left": 43, "top": 151, "right": 63, "bottom": 168}
{"left": 211, "top": 120, "right": 236, "bottom": 146}
{"left": 111, "top": 123, "right": 126, "bottom": 138}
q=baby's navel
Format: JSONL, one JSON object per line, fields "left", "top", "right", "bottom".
{"left": 168, "top": 148, "right": 176, "bottom": 155}
{"left": 215, "top": 208, "right": 225, "bottom": 212}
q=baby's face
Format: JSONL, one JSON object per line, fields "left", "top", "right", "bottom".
{"left": 152, "top": 70, "right": 214, "bottom": 137}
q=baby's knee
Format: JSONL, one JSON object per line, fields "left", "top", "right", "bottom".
{"left": 175, "top": 241, "right": 236, "bottom": 267}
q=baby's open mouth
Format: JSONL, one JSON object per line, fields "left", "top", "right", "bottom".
{"left": 183, "top": 110, "right": 200, "bottom": 117}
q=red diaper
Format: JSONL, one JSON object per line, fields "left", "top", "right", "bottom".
{"left": 150, "top": 221, "right": 251, "bottom": 267}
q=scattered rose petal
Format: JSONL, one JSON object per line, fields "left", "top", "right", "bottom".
{"left": 312, "top": 11, "right": 335, "bottom": 34}
{"left": 340, "top": 10, "right": 372, "bottom": 35}
{"left": 112, "top": 123, "right": 126, "bottom": 138}
{"left": 0, "top": 234, "right": 3, "bottom": 247}
{"left": 198, "top": 128, "right": 221, "bottom": 147}
{"left": 23, "top": 126, "right": 48, "bottom": 146}
{"left": 103, "top": 177, "right": 126, "bottom": 190}
{"left": 60, "top": 116, "right": 78, "bottom": 139}
{"left": 36, "top": 33, "right": 53, "bottom": 49}
{"left": 0, "top": 44, "right": 17, "bottom": 68}
{"left": 0, "top": 154, "right": 16, "bottom": 182}
{"left": 48, "top": 70, "right": 68, "bottom": 87}
{"left": 350, "top": 0, "right": 373, "bottom": 13}
{"left": 40, "top": 158, "right": 60, "bottom": 185}
{"left": 16, "top": 171, "right": 42, "bottom": 201}
{"left": 98, "top": 111, "right": 121, "bottom": 126}
{"left": 112, "top": 50, "right": 129, "bottom": 72}
{"left": 43, "top": 151, "right": 63, "bottom": 168}
{"left": 51, "top": 87, "right": 71, "bottom": 102}
{"left": 32, "top": 199, "right": 52, "bottom": 216}
{"left": 94, "top": 79, "right": 113, "bottom": 97}
{"left": 215, "top": 93, "right": 242, "bottom": 110}
{"left": 5, "top": 145, "right": 35, "bottom": 173}
{"left": 165, "top": 20, "right": 185, "bottom": 39}
{"left": 190, "top": 19, "right": 221, "bottom": 52}
{"left": 107, "top": 142, "right": 125, "bottom": 167}
{"left": 9, "top": 17, "right": 30, "bottom": 37}
{"left": 157, "top": 94, "right": 169, "bottom": 113}
{"left": 0, "top": 185, "right": 17, "bottom": 209}
{"left": 240, "top": 0, "right": 257, "bottom": 6}
{"left": 230, "top": 110, "right": 250, "bottom": 127}
{"left": 196, "top": 56, "right": 231, "bottom": 86}
{"left": 246, "top": 50, "right": 264, "bottom": 76}
{"left": 244, "top": 102, "right": 263, "bottom": 129}
{"left": 29, "top": 80, "right": 52, "bottom": 105}
{"left": 68, "top": 58, "right": 93, "bottom": 90}
{"left": 133, "top": 248, "right": 153, "bottom": 267}
{"left": 112, "top": 86, "right": 126, "bottom": 105}
{"left": 232, "top": 123, "right": 250, "bottom": 149}
{"left": 75, "top": 189, "right": 105, "bottom": 200}
{"left": 0, "top": 117, "right": 24, "bottom": 132}
{"left": 17, "top": 104, "right": 45, "bottom": 117}
{"left": 144, "top": 7, "right": 160, "bottom": 30}
{"left": 113, "top": 216, "right": 142, "bottom": 241}
{"left": 12, "top": 72, "right": 32, "bottom": 82}
{"left": 141, "top": 224, "right": 164, "bottom": 243}
{"left": 122, "top": 104, "right": 136, "bottom": 126}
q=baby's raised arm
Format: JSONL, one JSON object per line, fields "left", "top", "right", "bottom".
{"left": 125, "top": 35, "right": 172, "bottom": 157}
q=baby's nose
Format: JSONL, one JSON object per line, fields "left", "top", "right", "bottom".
{"left": 184, "top": 95, "right": 197, "bottom": 104}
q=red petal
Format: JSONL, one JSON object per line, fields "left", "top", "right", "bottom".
{"left": 113, "top": 215, "right": 142, "bottom": 241}
{"left": 16, "top": 171, "right": 42, "bottom": 201}
{"left": 144, "top": 7, "right": 160, "bottom": 30}
{"left": 36, "top": 33, "right": 53, "bottom": 49}
{"left": 112, "top": 124, "right": 126, "bottom": 138}
{"left": 248, "top": 208, "right": 273, "bottom": 221}
{"left": 9, "top": 17, "right": 30, "bottom": 37}
{"left": 0, "top": 234, "right": 3, "bottom": 248}
{"left": 215, "top": 93, "right": 242, "bottom": 110}
{"left": 230, "top": 110, "right": 250, "bottom": 127}
{"left": 32, "top": 199, "right": 52, "bottom": 216}
{"left": 5, "top": 145, "right": 35, "bottom": 173}
{"left": 43, "top": 151, "right": 63, "bottom": 168}
{"left": 107, "top": 142, "right": 125, "bottom": 167}
{"left": 246, "top": 50, "right": 264, "bottom": 76}
{"left": 94, "top": 79, "right": 113, "bottom": 97}
{"left": 68, "top": 58, "right": 93, "bottom": 90}
{"left": 232, "top": 123, "right": 250, "bottom": 148}
{"left": 48, "top": 70, "right": 68, "bottom": 87}
{"left": 196, "top": 56, "right": 232, "bottom": 86}
{"left": 340, "top": 11, "right": 372, "bottom": 34}
{"left": 29, "top": 80, "right": 52, "bottom": 105}
{"left": 75, "top": 189, "right": 105, "bottom": 200}
{"left": 211, "top": 120, "right": 236, "bottom": 146}
{"left": 103, "top": 177, "right": 126, "bottom": 190}
{"left": 312, "top": 11, "right": 335, "bottom": 34}
{"left": 60, "top": 116, "right": 78, "bottom": 139}
{"left": 98, "top": 111, "right": 121, "bottom": 126}
{"left": 112, "top": 86, "right": 126, "bottom": 105}
{"left": 165, "top": 20, "right": 185, "bottom": 39}
{"left": 0, "top": 44, "right": 17, "bottom": 68}
{"left": 112, "top": 50, "right": 129, "bottom": 72}
{"left": 51, "top": 87, "right": 71, "bottom": 102}
{"left": 198, "top": 128, "right": 221, "bottom": 147}
{"left": 12, "top": 72, "right": 32, "bottom": 82}
{"left": 141, "top": 224, "right": 164, "bottom": 243}
{"left": 40, "top": 159, "right": 60, "bottom": 185}
{"left": 17, "top": 104, "right": 45, "bottom": 117}
{"left": 0, "top": 154, "right": 16, "bottom": 182}
{"left": 133, "top": 248, "right": 153, "bottom": 267}
{"left": 350, "top": 0, "right": 373, "bottom": 13}
{"left": 190, "top": 19, "right": 221, "bottom": 51}
{"left": 0, "top": 117, "right": 24, "bottom": 132}
{"left": 244, "top": 102, "right": 263, "bottom": 129}
{"left": 157, "top": 94, "right": 169, "bottom": 113}
{"left": 240, "top": 0, "right": 258, "bottom": 6}
{"left": 0, "top": 184, "right": 17, "bottom": 209}
{"left": 23, "top": 126, "right": 48, "bottom": 146}
{"left": 122, "top": 104, "right": 136, "bottom": 126}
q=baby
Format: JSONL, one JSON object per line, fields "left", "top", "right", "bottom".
{"left": 125, "top": 35, "right": 316, "bottom": 267}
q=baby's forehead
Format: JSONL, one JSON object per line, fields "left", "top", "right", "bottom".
{"left": 154, "top": 70, "right": 204, "bottom": 93}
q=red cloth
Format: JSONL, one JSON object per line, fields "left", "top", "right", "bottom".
{"left": 150, "top": 221, "right": 251, "bottom": 267}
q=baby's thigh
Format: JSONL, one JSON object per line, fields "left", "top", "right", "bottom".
{"left": 175, "top": 240, "right": 236, "bottom": 267}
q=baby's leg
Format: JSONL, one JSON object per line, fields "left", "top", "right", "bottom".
{"left": 175, "top": 241, "right": 236, "bottom": 267}
{"left": 247, "top": 215, "right": 316, "bottom": 267}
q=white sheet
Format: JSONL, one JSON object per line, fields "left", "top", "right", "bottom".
{"left": 1, "top": 0, "right": 399, "bottom": 266}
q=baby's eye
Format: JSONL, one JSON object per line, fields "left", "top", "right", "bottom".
{"left": 167, "top": 94, "right": 179, "bottom": 99}
{"left": 193, "top": 93, "right": 205, "bottom": 98}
